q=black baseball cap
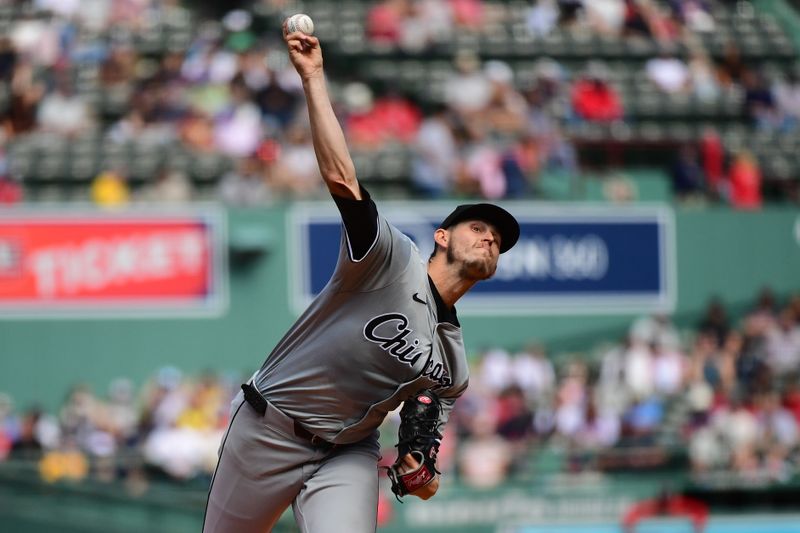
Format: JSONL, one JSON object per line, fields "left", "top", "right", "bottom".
{"left": 439, "top": 203, "right": 520, "bottom": 253}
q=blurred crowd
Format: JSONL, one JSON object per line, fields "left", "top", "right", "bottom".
{"left": 0, "top": 0, "right": 796, "bottom": 206}
{"left": 450, "top": 287, "right": 800, "bottom": 488}
{"left": 1, "top": 288, "right": 798, "bottom": 492}
{"left": 0, "top": 367, "right": 233, "bottom": 490}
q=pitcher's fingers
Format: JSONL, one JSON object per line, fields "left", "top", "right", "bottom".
{"left": 285, "top": 31, "right": 319, "bottom": 48}
{"left": 402, "top": 453, "right": 420, "bottom": 469}
{"left": 287, "top": 39, "right": 306, "bottom": 52}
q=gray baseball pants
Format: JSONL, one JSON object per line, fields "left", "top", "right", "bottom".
{"left": 203, "top": 390, "right": 381, "bottom": 533}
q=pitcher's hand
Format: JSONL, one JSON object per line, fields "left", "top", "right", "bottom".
{"left": 283, "top": 21, "right": 322, "bottom": 81}
{"left": 398, "top": 453, "right": 440, "bottom": 500}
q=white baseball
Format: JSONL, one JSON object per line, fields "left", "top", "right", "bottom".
{"left": 287, "top": 14, "right": 314, "bottom": 35}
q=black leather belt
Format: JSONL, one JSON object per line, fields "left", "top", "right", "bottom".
{"left": 240, "top": 383, "right": 335, "bottom": 450}
{"left": 241, "top": 382, "right": 268, "bottom": 415}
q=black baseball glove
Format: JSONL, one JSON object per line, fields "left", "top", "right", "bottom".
{"left": 386, "top": 389, "right": 443, "bottom": 501}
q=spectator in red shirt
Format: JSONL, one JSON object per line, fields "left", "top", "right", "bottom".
{"left": 727, "top": 150, "right": 762, "bottom": 210}
{"left": 0, "top": 176, "right": 23, "bottom": 204}
{"left": 449, "top": 0, "right": 486, "bottom": 30}
{"left": 622, "top": 489, "right": 709, "bottom": 533}
{"left": 571, "top": 62, "right": 623, "bottom": 122}
{"left": 699, "top": 127, "right": 724, "bottom": 198}
{"left": 366, "top": 0, "right": 409, "bottom": 45}
{"left": 783, "top": 377, "right": 800, "bottom": 426}
{"left": 343, "top": 82, "right": 421, "bottom": 149}
{"left": 0, "top": 151, "right": 22, "bottom": 205}
{"left": 370, "top": 88, "right": 422, "bottom": 144}
{"left": 342, "top": 82, "right": 381, "bottom": 149}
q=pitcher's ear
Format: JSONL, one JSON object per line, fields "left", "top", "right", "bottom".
{"left": 433, "top": 228, "right": 449, "bottom": 249}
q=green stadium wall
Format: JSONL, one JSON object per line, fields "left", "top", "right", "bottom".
{"left": 1, "top": 205, "right": 799, "bottom": 411}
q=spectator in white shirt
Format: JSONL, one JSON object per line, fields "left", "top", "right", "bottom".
{"left": 37, "top": 77, "right": 94, "bottom": 136}
{"left": 410, "top": 103, "right": 458, "bottom": 197}
{"left": 765, "top": 308, "right": 800, "bottom": 377}
{"left": 444, "top": 49, "right": 492, "bottom": 116}
{"left": 512, "top": 344, "right": 556, "bottom": 403}
{"left": 773, "top": 71, "right": 800, "bottom": 130}
{"left": 653, "top": 340, "right": 687, "bottom": 396}
{"left": 646, "top": 50, "right": 690, "bottom": 94}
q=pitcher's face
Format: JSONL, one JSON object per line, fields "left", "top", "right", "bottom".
{"left": 445, "top": 220, "right": 501, "bottom": 281}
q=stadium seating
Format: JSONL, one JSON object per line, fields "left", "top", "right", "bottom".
{"left": 2, "top": 0, "right": 800, "bottom": 199}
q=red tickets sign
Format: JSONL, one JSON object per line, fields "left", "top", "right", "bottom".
{"left": 0, "top": 209, "right": 226, "bottom": 317}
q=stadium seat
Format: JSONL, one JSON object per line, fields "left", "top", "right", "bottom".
{"left": 764, "top": 155, "right": 794, "bottom": 181}
{"left": 597, "top": 35, "right": 625, "bottom": 58}
{"left": 637, "top": 122, "right": 666, "bottom": 142}
{"left": 665, "top": 122, "right": 693, "bottom": 143}
{"left": 510, "top": 23, "right": 535, "bottom": 51}
{"left": 314, "top": 19, "right": 338, "bottom": 41}
{"left": 664, "top": 94, "right": 692, "bottom": 118}
{"left": 67, "top": 135, "right": 102, "bottom": 182}
{"left": 351, "top": 151, "right": 375, "bottom": 179}
{"left": 481, "top": 26, "right": 511, "bottom": 56}
{"left": 540, "top": 32, "right": 567, "bottom": 57}
{"left": 190, "top": 152, "right": 232, "bottom": 184}
{"left": 99, "top": 140, "right": 131, "bottom": 176}
{"left": 374, "top": 145, "right": 409, "bottom": 182}
{"left": 129, "top": 142, "right": 165, "bottom": 182}
{"left": 134, "top": 23, "right": 165, "bottom": 54}
{"left": 31, "top": 135, "right": 70, "bottom": 183}
{"left": 102, "top": 85, "right": 134, "bottom": 119}
{"left": 165, "top": 146, "right": 192, "bottom": 175}
{"left": 30, "top": 185, "right": 65, "bottom": 203}
{"left": 6, "top": 137, "right": 36, "bottom": 180}
{"left": 339, "top": 21, "right": 367, "bottom": 54}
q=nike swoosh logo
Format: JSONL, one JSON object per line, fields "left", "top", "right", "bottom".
{"left": 412, "top": 293, "right": 427, "bottom": 305}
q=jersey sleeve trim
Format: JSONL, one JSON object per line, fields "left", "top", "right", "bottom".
{"left": 331, "top": 185, "right": 380, "bottom": 263}
{"left": 344, "top": 214, "right": 381, "bottom": 263}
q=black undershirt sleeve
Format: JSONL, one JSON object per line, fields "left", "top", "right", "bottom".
{"left": 331, "top": 186, "right": 379, "bottom": 262}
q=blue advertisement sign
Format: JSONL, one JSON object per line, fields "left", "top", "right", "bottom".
{"left": 288, "top": 203, "right": 675, "bottom": 315}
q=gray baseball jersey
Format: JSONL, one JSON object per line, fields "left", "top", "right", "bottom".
{"left": 252, "top": 205, "right": 469, "bottom": 444}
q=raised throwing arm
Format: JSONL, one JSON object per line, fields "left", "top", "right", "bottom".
{"left": 283, "top": 25, "right": 360, "bottom": 200}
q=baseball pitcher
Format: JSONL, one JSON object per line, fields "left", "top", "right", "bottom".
{"left": 202, "top": 23, "right": 520, "bottom": 533}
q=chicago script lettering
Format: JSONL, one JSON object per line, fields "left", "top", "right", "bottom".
{"left": 363, "top": 313, "right": 425, "bottom": 365}
{"left": 363, "top": 313, "right": 451, "bottom": 386}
